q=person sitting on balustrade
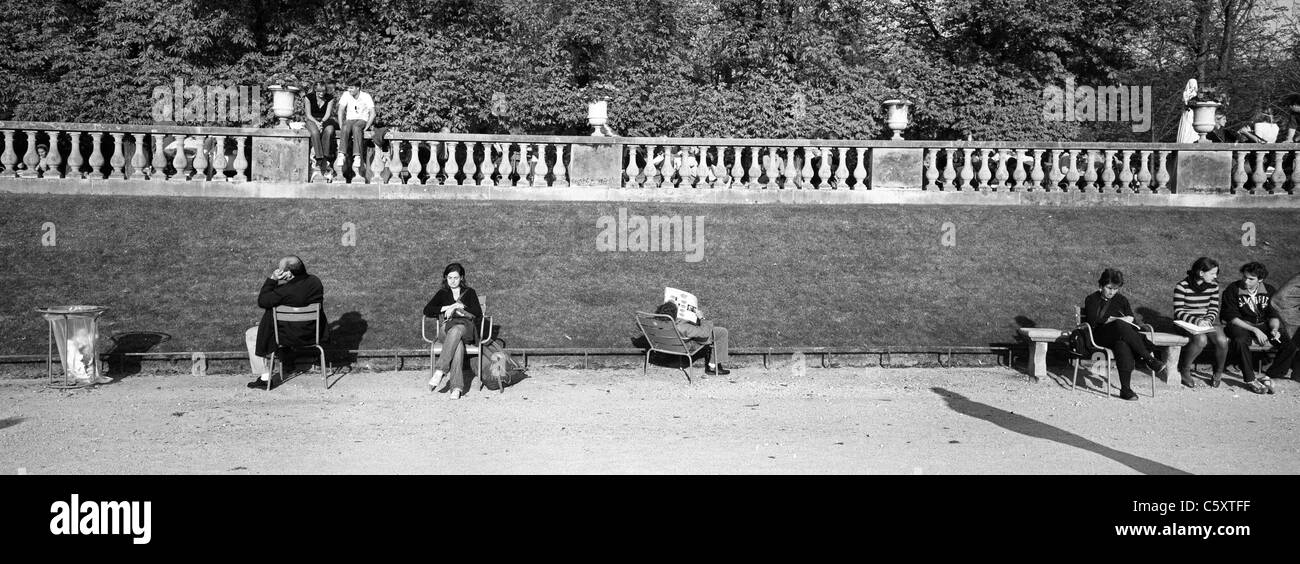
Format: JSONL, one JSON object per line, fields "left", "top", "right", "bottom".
{"left": 336, "top": 79, "right": 376, "bottom": 173}
{"left": 1281, "top": 93, "right": 1300, "bottom": 144}
{"left": 301, "top": 79, "right": 338, "bottom": 177}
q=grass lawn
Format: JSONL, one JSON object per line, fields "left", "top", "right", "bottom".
{"left": 1, "top": 193, "right": 1297, "bottom": 355}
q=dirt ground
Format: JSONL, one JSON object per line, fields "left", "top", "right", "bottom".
{"left": 2, "top": 364, "right": 1299, "bottom": 475}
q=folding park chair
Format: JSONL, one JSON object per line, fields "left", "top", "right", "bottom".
{"left": 1069, "top": 307, "right": 1157, "bottom": 398}
{"left": 270, "top": 303, "right": 329, "bottom": 390}
{"left": 634, "top": 311, "right": 712, "bottom": 383}
{"left": 421, "top": 295, "right": 497, "bottom": 393}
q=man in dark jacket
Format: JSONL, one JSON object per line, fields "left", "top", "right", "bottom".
{"left": 243, "top": 256, "right": 328, "bottom": 389}
{"left": 656, "top": 301, "right": 731, "bottom": 376}
{"left": 1221, "top": 261, "right": 1287, "bottom": 393}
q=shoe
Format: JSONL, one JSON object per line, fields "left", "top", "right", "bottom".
{"left": 1180, "top": 370, "right": 1195, "bottom": 388}
{"left": 1210, "top": 373, "right": 1223, "bottom": 388}
{"left": 1119, "top": 388, "right": 1139, "bottom": 401}
{"left": 352, "top": 156, "right": 361, "bottom": 169}
{"left": 247, "top": 377, "right": 270, "bottom": 389}
{"left": 429, "top": 370, "right": 447, "bottom": 392}
{"left": 1259, "top": 376, "right": 1275, "bottom": 395}
{"left": 1245, "top": 379, "right": 1267, "bottom": 395}
{"left": 446, "top": 388, "right": 462, "bottom": 400}
{"left": 705, "top": 364, "right": 731, "bottom": 376}
{"left": 1145, "top": 357, "right": 1166, "bottom": 374}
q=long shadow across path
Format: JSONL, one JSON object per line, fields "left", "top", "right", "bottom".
{"left": 932, "top": 387, "right": 1192, "bottom": 475}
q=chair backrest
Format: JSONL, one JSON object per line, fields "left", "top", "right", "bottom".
{"left": 423, "top": 295, "right": 486, "bottom": 342}
{"left": 634, "top": 311, "right": 694, "bottom": 356}
{"left": 272, "top": 303, "right": 322, "bottom": 346}
{"left": 1073, "top": 306, "right": 1106, "bottom": 352}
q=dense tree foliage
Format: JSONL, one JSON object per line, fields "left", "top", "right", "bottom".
{"left": 1, "top": 0, "right": 1296, "bottom": 141}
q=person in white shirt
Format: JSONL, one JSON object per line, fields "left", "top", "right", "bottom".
{"left": 336, "top": 81, "right": 375, "bottom": 171}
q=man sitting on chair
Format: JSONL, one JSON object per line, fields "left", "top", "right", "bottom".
{"left": 656, "top": 301, "right": 731, "bottom": 376}
{"left": 244, "top": 256, "right": 329, "bottom": 389}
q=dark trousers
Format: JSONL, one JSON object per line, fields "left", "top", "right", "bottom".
{"left": 1266, "top": 327, "right": 1300, "bottom": 378}
{"left": 1095, "top": 322, "right": 1155, "bottom": 391}
{"left": 304, "top": 118, "right": 337, "bottom": 162}
{"left": 1226, "top": 322, "right": 1291, "bottom": 381}
{"left": 339, "top": 119, "right": 367, "bottom": 160}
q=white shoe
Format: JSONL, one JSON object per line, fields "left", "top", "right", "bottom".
{"left": 352, "top": 156, "right": 361, "bottom": 169}
{"left": 446, "top": 388, "right": 462, "bottom": 400}
{"left": 428, "top": 370, "right": 445, "bottom": 392}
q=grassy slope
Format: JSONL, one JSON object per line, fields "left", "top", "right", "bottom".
{"left": 1, "top": 194, "right": 1297, "bottom": 355}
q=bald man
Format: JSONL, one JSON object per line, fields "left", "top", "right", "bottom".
{"left": 244, "top": 256, "right": 329, "bottom": 389}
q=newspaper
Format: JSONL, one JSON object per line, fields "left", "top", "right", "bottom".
{"left": 663, "top": 287, "right": 701, "bottom": 323}
{"left": 1173, "top": 319, "right": 1216, "bottom": 335}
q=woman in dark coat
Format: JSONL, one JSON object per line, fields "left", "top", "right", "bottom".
{"left": 1081, "top": 268, "right": 1165, "bottom": 401}
{"left": 422, "top": 262, "right": 483, "bottom": 399}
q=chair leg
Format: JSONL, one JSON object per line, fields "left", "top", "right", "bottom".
{"left": 643, "top": 351, "right": 649, "bottom": 376}
{"left": 319, "top": 346, "right": 328, "bottom": 388}
{"left": 1071, "top": 359, "right": 1079, "bottom": 391}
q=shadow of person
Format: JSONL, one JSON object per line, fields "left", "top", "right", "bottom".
{"left": 104, "top": 332, "right": 172, "bottom": 379}
{"left": 1014, "top": 316, "right": 1037, "bottom": 329}
{"left": 1136, "top": 307, "right": 1175, "bottom": 333}
{"left": 327, "top": 312, "right": 368, "bottom": 368}
{"left": 931, "top": 387, "right": 1192, "bottom": 475}
{"left": 0, "top": 417, "right": 27, "bottom": 431}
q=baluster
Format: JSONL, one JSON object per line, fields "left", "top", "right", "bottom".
{"left": 745, "top": 147, "right": 761, "bottom": 189}
{"left": 726, "top": 147, "right": 742, "bottom": 189}
{"left": 1062, "top": 150, "right": 1079, "bottom": 193}
{"left": 781, "top": 148, "right": 797, "bottom": 189}
{"left": 957, "top": 148, "right": 974, "bottom": 190}
{"left": 68, "top": 132, "right": 86, "bottom": 179}
{"left": 191, "top": 135, "right": 210, "bottom": 181}
{"left": 1117, "top": 150, "right": 1134, "bottom": 193}
{"left": 462, "top": 142, "right": 480, "bottom": 186}
{"left": 231, "top": 136, "right": 248, "bottom": 182}
{"left": 532, "top": 142, "right": 548, "bottom": 187}
{"left": 1156, "top": 150, "right": 1171, "bottom": 193}
{"left": 1270, "top": 150, "right": 1287, "bottom": 193}
{"left": 976, "top": 149, "right": 992, "bottom": 191}
{"left": 390, "top": 140, "right": 407, "bottom": 184}
{"left": 1082, "top": 150, "right": 1098, "bottom": 193}
{"left": 993, "top": 149, "right": 1010, "bottom": 191}
{"left": 86, "top": 131, "right": 106, "bottom": 179}
{"left": 1250, "top": 150, "right": 1267, "bottom": 193}
{"left": 513, "top": 145, "right": 528, "bottom": 187}
{"left": 168, "top": 134, "right": 188, "bottom": 180}
{"left": 408, "top": 140, "right": 424, "bottom": 185}
{"left": 923, "top": 149, "right": 938, "bottom": 190}
{"left": 941, "top": 148, "right": 957, "bottom": 190}
{"left": 1028, "top": 149, "right": 1044, "bottom": 192}
{"left": 1006, "top": 149, "right": 1024, "bottom": 191}
{"left": 45, "top": 131, "right": 64, "bottom": 179}
{"left": 210, "top": 136, "right": 228, "bottom": 181}
{"left": 655, "top": 145, "right": 671, "bottom": 188}
{"left": 425, "top": 141, "right": 441, "bottom": 186}
{"left": 553, "top": 144, "right": 568, "bottom": 187}
{"left": 127, "top": 133, "right": 145, "bottom": 180}
{"left": 677, "top": 147, "right": 696, "bottom": 188}
{"left": 367, "top": 140, "right": 386, "bottom": 184}
{"left": 1136, "top": 151, "right": 1152, "bottom": 194}
{"left": 106, "top": 132, "right": 125, "bottom": 179}
{"left": 20, "top": 131, "right": 39, "bottom": 178}
{"left": 624, "top": 144, "right": 640, "bottom": 188}
{"left": 1, "top": 130, "right": 18, "bottom": 178}
{"left": 147, "top": 133, "right": 165, "bottom": 180}
{"left": 831, "top": 147, "right": 847, "bottom": 189}
{"left": 442, "top": 141, "right": 460, "bottom": 185}
{"left": 817, "top": 146, "right": 832, "bottom": 189}
{"left": 1228, "top": 151, "right": 1246, "bottom": 193}
{"left": 1099, "top": 150, "right": 1117, "bottom": 193}
{"left": 1043, "top": 149, "right": 1061, "bottom": 192}
{"left": 495, "top": 143, "right": 512, "bottom": 186}
{"left": 332, "top": 151, "right": 345, "bottom": 182}
{"left": 1290, "top": 149, "right": 1300, "bottom": 194}
{"left": 799, "top": 147, "right": 814, "bottom": 189}
{"left": 853, "top": 148, "right": 868, "bottom": 190}
{"left": 700, "top": 145, "right": 713, "bottom": 188}
{"left": 762, "top": 146, "right": 777, "bottom": 189}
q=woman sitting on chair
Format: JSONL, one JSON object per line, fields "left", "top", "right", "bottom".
{"left": 1082, "top": 268, "right": 1165, "bottom": 401}
{"left": 422, "top": 262, "right": 482, "bottom": 400}
{"left": 1172, "top": 257, "right": 1229, "bottom": 388}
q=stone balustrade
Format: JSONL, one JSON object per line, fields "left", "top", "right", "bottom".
{"left": 0, "top": 121, "right": 312, "bottom": 183}
{"left": 3, "top": 121, "right": 1299, "bottom": 197}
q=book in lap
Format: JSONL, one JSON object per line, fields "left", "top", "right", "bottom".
{"left": 1173, "top": 319, "right": 1216, "bottom": 335}
{"left": 664, "top": 287, "right": 701, "bottom": 324}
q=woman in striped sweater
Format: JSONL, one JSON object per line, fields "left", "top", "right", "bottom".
{"left": 1173, "top": 257, "right": 1229, "bottom": 388}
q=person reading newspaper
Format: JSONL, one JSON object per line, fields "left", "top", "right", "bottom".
{"left": 658, "top": 287, "right": 730, "bottom": 376}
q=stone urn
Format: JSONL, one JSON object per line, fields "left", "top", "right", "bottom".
{"left": 1191, "top": 101, "right": 1220, "bottom": 143}
{"left": 883, "top": 99, "right": 912, "bottom": 140}
{"left": 268, "top": 85, "right": 301, "bottom": 128}
{"left": 588, "top": 99, "right": 609, "bottom": 136}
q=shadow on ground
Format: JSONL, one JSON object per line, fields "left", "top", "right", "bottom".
{"left": 932, "top": 387, "right": 1192, "bottom": 475}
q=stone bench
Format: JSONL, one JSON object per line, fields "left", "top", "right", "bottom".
{"left": 1017, "top": 327, "right": 1189, "bottom": 383}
